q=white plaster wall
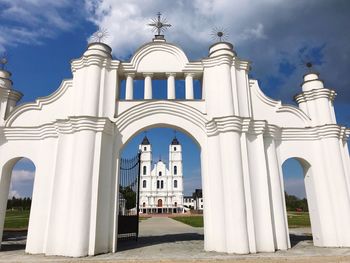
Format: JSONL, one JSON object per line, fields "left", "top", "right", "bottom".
{"left": 249, "top": 80, "right": 311, "bottom": 128}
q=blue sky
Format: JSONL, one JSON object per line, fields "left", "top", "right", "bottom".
{"left": 2, "top": 0, "right": 350, "bottom": 199}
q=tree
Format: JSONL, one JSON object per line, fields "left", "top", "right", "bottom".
{"left": 119, "top": 186, "right": 136, "bottom": 210}
{"left": 285, "top": 192, "right": 308, "bottom": 212}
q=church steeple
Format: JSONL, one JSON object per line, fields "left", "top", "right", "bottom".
{"left": 141, "top": 136, "right": 150, "bottom": 145}
{"left": 171, "top": 136, "right": 180, "bottom": 145}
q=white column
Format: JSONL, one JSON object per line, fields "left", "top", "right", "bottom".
{"left": 219, "top": 131, "right": 250, "bottom": 254}
{"left": 204, "top": 135, "right": 226, "bottom": 252}
{"left": 143, "top": 73, "right": 153, "bottom": 100}
{"left": 264, "top": 135, "right": 289, "bottom": 250}
{"left": 247, "top": 132, "right": 275, "bottom": 252}
{"left": 125, "top": 73, "right": 135, "bottom": 100}
{"left": 166, "top": 73, "right": 176, "bottom": 99}
{"left": 185, "top": 73, "right": 194, "bottom": 99}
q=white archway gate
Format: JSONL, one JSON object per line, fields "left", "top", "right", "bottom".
{"left": 0, "top": 36, "right": 349, "bottom": 257}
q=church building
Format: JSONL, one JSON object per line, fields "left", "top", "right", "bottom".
{"left": 139, "top": 136, "right": 184, "bottom": 214}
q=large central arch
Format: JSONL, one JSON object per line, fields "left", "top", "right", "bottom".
{"left": 111, "top": 100, "right": 212, "bottom": 251}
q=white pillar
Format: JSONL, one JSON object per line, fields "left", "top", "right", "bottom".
{"left": 247, "top": 132, "right": 275, "bottom": 252}
{"left": 166, "top": 73, "right": 176, "bottom": 99}
{"left": 185, "top": 73, "right": 194, "bottom": 99}
{"left": 204, "top": 135, "right": 226, "bottom": 252}
{"left": 143, "top": 73, "right": 153, "bottom": 100}
{"left": 125, "top": 73, "right": 135, "bottom": 100}
{"left": 219, "top": 131, "right": 250, "bottom": 254}
{"left": 264, "top": 135, "right": 289, "bottom": 250}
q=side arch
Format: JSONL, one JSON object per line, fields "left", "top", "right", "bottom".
{"left": 0, "top": 157, "right": 36, "bottom": 251}
{"left": 280, "top": 156, "right": 321, "bottom": 246}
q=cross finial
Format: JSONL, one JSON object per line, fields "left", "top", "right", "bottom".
{"left": 148, "top": 12, "right": 171, "bottom": 37}
{"left": 0, "top": 53, "right": 8, "bottom": 70}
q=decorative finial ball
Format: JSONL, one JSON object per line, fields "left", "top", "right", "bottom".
{"left": 211, "top": 27, "right": 228, "bottom": 42}
{"left": 0, "top": 57, "right": 8, "bottom": 65}
{"left": 90, "top": 28, "right": 109, "bottom": 43}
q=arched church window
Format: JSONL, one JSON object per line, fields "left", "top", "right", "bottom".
{"left": 144, "top": 147, "right": 146, "bottom": 151}
{"left": 157, "top": 180, "right": 160, "bottom": 189}
{"left": 159, "top": 171, "right": 162, "bottom": 176}
{"left": 161, "top": 180, "right": 164, "bottom": 189}
{"left": 174, "top": 180, "right": 178, "bottom": 188}
{"left": 142, "top": 180, "right": 146, "bottom": 188}
{"left": 143, "top": 166, "right": 147, "bottom": 175}
{"left": 174, "top": 147, "right": 177, "bottom": 151}
{"left": 174, "top": 165, "right": 177, "bottom": 175}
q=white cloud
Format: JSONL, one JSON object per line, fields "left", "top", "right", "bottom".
{"left": 237, "top": 23, "right": 267, "bottom": 42}
{"left": 8, "top": 190, "right": 20, "bottom": 199}
{"left": 85, "top": 0, "right": 350, "bottom": 106}
{"left": 8, "top": 170, "right": 35, "bottom": 198}
{"left": 0, "top": 0, "right": 85, "bottom": 51}
{"left": 11, "top": 170, "right": 35, "bottom": 182}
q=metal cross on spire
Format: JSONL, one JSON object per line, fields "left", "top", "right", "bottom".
{"left": 148, "top": 12, "right": 171, "bottom": 37}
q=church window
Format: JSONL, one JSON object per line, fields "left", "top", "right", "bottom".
{"left": 142, "top": 180, "right": 146, "bottom": 188}
{"left": 174, "top": 180, "right": 178, "bottom": 188}
{"left": 144, "top": 147, "right": 146, "bottom": 151}
{"left": 159, "top": 171, "right": 162, "bottom": 176}
{"left": 157, "top": 180, "right": 160, "bottom": 189}
{"left": 174, "top": 147, "right": 177, "bottom": 151}
{"left": 143, "top": 166, "right": 147, "bottom": 175}
{"left": 174, "top": 165, "right": 177, "bottom": 175}
{"left": 161, "top": 180, "right": 164, "bottom": 189}
{"left": 174, "top": 202, "right": 177, "bottom": 207}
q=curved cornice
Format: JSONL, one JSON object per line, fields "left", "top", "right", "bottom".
{"left": 5, "top": 80, "right": 73, "bottom": 127}
{"left": 202, "top": 56, "right": 233, "bottom": 68}
{"left": 250, "top": 79, "right": 311, "bottom": 124}
{"left": 280, "top": 124, "right": 349, "bottom": 141}
{"left": 121, "top": 41, "right": 189, "bottom": 72}
{"left": 115, "top": 100, "right": 208, "bottom": 133}
{"left": 233, "top": 58, "right": 251, "bottom": 71}
{"left": 0, "top": 87, "right": 23, "bottom": 101}
{"left": 71, "top": 56, "right": 120, "bottom": 72}
{"left": 294, "top": 88, "right": 336, "bottom": 103}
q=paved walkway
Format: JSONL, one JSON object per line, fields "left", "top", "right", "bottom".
{"left": 1, "top": 217, "right": 350, "bottom": 262}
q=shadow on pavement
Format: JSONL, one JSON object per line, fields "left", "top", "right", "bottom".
{"left": 1, "top": 231, "right": 312, "bottom": 252}
{"left": 290, "top": 234, "right": 313, "bottom": 247}
{"left": 117, "top": 233, "right": 204, "bottom": 251}
{"left": 1, "top": 230, "right": 27, "bottom": 251}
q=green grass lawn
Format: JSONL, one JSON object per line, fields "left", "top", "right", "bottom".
{"left": 4, "top": 210, "right": 30, "bottom": 229}
{"left": 172, "top": 212, "right": 311, "bottom": 228}
{"left": 287, "top": 211, "right": 311, "bottom": 228}
{"left": 172, "top": 216, "right": 203, "bottom": 227}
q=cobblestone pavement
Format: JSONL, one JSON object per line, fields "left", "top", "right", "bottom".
{"left": 1, "top": 217, "right": 350, "bottom": 263}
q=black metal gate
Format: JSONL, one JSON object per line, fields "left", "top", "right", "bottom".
{"left": 117, "top": 153, "right": 141, "bottom": 240}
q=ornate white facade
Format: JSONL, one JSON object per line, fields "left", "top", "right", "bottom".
{"left": 0, "top": 33, "right": 349, "bottom": 257}
{"left": 139, "top": 136, "right": 184, "bottom": 214}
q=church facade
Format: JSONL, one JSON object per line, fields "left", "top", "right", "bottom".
{"left": 139, "top": 136, "right": 184, "bottom": 214}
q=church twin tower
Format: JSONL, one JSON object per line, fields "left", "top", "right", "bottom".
{"left": 138, "top": 136, "right": 184, "bottom": 213}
